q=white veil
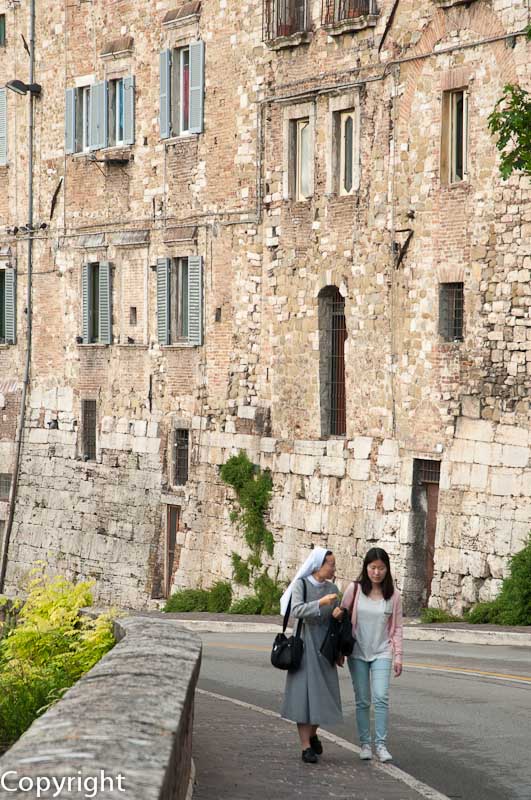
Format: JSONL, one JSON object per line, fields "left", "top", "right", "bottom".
{"left": 279, "top": 546, "right": 330, "bottom": 616}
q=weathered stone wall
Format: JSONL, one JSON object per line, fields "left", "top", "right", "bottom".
{"left": 0, "top": 0, "right": 529, "bottom": 613}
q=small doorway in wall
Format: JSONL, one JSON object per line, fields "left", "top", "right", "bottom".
{"left": 165, "top": 505, "right": 181, "bottom": 599}
{"left": 404, "top": 459, "right": 441, "bottom": 614}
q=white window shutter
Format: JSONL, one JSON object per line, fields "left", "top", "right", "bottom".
{"left": 187, "top": 255, "right": 203, "bottom": 346}
{"left": 98, "top": 262, "right": 112, "bottom": 345}
{"left": 123, "top": 76, "right": 135, "bottom": 145}
{"left": 159, "top": 50, "right": 171, "bottom": 139}
{"left": 157, "top": 258, "right": 170, "bottom": 345}
{"left": 0, "top": 88, "right": 7, "bottom": 166}
{"left": 90, "top": 82, "right": 108, "bottom": 151}
{"left": 82, "top": 263, "right": 91, "bottom": 344}
{"left": 5, "top": 267, "right": 16, "bottom": 344}
{"left": 189, "top": 41, "right": 204, "bottom": 135}
{"left": 65, "top": 88, "right": 76, "bottom": 155}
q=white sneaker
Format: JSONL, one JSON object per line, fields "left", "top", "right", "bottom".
{"left": 376, "top": 744, "right": 392, "bottom": 763}
{"left": 359, "top": 744, "right": 372, "bottom": 760}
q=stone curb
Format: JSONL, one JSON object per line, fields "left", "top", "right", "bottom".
{"left": 174, "top": 618, "right": 531, "bottom": 647}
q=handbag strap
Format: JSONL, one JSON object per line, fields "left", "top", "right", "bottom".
{"left": 282, "top": 578, "right": 307, "bottom": 637}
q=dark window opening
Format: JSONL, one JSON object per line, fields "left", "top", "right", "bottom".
{"left": 173, "top": 428, "right": 189, "bottom": 485}
{"left": 416, "top": 459, "right": 441, "bottom": 485}
{"left": 319, "top": 286, "right": 347, "bottom": 437}
{"left": 165, "top": 505, "right": 181, "bottom": 598}
{"left": 81, "top": 400, "right": 97, "bottom": 461}
{"left": 322, "top": 0, "right": 374, "bottom": 26}
{"left": 129, "top": 306, "right": 137, "bottom": 326}
{"left": 90, "top": 263, "right": 100, "bottom": 342}
{"left": 0, "top": 270, "right": 5, "bottom": 343}
{"left": 263, "top": 0, "right": 309, "bottom": 40}
{"left": 0, "top": 15, "right": 6, "bottom": 47}
{"left": 0, "top": 473, "right": 11, "bottom": 501}
{"left": 170, "top": 258, "right": 189, "bottom": 341}
{"left": 439, "top": 282, "right": 464, "bottom": 341}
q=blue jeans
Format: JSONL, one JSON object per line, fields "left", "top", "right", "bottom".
{"left": 348, "top": 657, "right": 392, "bottom": 746}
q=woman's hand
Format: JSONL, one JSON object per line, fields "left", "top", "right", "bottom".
{"left": 394, "top": 661, "right": 403, "bottom": 677}
{"left": 319, "top": 593, "right": 338, "bottom": 607}
{"left": 331, "top": 607, "right": 344, "bottom": 619}
{"left": 336, "top": 655, "right": 345, "bottom": 668}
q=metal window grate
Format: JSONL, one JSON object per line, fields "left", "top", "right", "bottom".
{"left": 418, "top": 460, "right": 441, "bottom": 484}
{"left": 81, "top": 400, "right": 97, "bottom": 461}
{"left": 322, "top": 0, "right": 374, "bottom": 25}
{"left": 329, "top": 290, "right": 347, "bottom": 436}
{"left": 439, "top": 282, "right": 464, "bottom": 341}
{"left": 174, "top": 429, "right": 189, "bottom": 485}
{"left": 0, "top": 473, "right": 11, "bottom": 501}
{"left": 263, "top": 0, "right": 309, "bottom": 40}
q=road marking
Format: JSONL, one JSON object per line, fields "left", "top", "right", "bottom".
{"left": 205, "top": 641, "right": 531, "bottom": 684}
{"left": 197, "top": 688, "right": 452, "bottom": 800}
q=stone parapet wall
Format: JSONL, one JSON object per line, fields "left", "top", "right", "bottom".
{"left": 0, "top": 616, "right": 202, "bottom": 800}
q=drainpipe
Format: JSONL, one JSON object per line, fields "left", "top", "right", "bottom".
{"left": 0, "top": 0, "right": 36, "bottom": 593}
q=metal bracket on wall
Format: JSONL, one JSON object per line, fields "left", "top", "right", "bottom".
{"left": 393, "top": 228, "right": 414, "bottom": 269}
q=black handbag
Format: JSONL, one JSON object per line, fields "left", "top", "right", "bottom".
{"left": 320, "top": 591, "right": 356, "bottom": 667}
{"left": 271, "top": 579, "right": 306, "bottom": 672}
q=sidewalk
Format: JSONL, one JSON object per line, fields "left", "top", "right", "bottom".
{"left": 192, "top": 690, "right": 448, "bottom": 800}
{"left": 152, "top": 611, "right": 531, "bottom": 647}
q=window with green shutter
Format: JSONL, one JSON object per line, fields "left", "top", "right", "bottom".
{"left": 157, "top": 257, "right": 203, "bottom": 346}
{"left": 160, "top": 42, "right": 204, "bottom": 139}
{"left": 81, "top": 262, "right": 112, "bottom": 344}
{"left": 0, "top": 88, "right": 7, "bottom": 166}
{"left": 0, "top": 269, "right": 5, "bottom": 343}
{"left": 0, "top": 15, "right": 6, "bottom": 48}
{"left": 3, "top": 268, "right": 16, "bottom": 344}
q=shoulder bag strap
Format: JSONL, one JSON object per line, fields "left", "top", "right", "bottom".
{"left": 282, "top": 577, "right": 308, "bottom": 635}
{"left": 294, "top": 578, "right": 306, "bottom": 640}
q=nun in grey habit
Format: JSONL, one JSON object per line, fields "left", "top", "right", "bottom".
{"left": 280, "top": 547, "right": 343, "bottom": 763}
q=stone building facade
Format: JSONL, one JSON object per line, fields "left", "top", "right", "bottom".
{"left": 0, "top": 0, "right": 530, "bottom": 613}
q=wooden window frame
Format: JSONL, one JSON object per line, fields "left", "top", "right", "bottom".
{"left": 441, "top": 88, "right": 469, "bottom": 185}
{"left": 292, "top": 117, "right": 311, "bottom": 201}
{"left": 439, "top": 282, "right": 464, "bottom": 342}
{"left": 81, "top": 399, "right": 98, "bottom": 462}
{"left": 165, "top": 504, "right": 181, "bottom": 598}
{"left": 169, "top": 257, "right": 189, "bottom": 342}
{"left": 173, "top": 428, "right": 190, "bottom": 486}
{"left": 339, "top": 109, "right": 357, "bottom": 196}
{"left": 108, "top": 78, "right": 125, "bottom": 147}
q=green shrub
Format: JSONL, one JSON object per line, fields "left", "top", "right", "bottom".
{"left": 206, "top": 581, "right": 233, "bottom": 613}
{"left": 420, "top": 607, "right": 463, "bottom": 624}
{"left": 163, "top": 588, "right": 210, "bottom": 613}
{"left": 254, "top": 571, "right": 283, "bottom": 615}
{"left": 228, "top": 596, "right": 263, "bottom": 615}
{"left": 466, "top": 536, "right": 531, "bottom": 625}
{"left": 0, "top": 569, "right": 114, "bottom": 751}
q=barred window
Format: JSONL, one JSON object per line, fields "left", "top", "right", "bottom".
{"left": 81, "top": 400, "right": 97, "bottom": 461}
{"left": 0, "top": 473, "right": 11, "bottom": 501}
{"left": 439, "top": 282, "right": 464, "bottom": 341}
{"left": 319, "top": 286, "right": 347, "bottom": 437}
{"left": 416, "top": 460, "right": 441, "bottom": 484}
{"left": 173, "top": 429, "right": 189, "bottom": 485}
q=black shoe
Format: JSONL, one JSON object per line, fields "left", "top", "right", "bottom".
{"left": 301, "top": 747, "right": 318, "bottom": 763}
{"left": 309, "top": 735, "right": 323, "bottom": 755}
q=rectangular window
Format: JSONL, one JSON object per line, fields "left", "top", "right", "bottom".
{"left": 165, "top": 505, "right": 181, "bottom": 598}
{"left": 170, "top": 47, "right": 190, "bottom": 136}
{"left": 0, "top": 269, "right": 5, "bottom": 343}
{"left": 82, "top": 262, "right": 112, "bottom": 345}
{"left": 264, "top": 0, "right": 309, "bottom": 39}
{"left": 108, "top": 78, "right": 124, "bottom": 147}
{"left": 90, "top": 263, "right": 100, "bottom": 342}
{"left": 81, "top": 400, "right": 97, "bottom": 461}
{"left": 74, "top": 86, "right": 92, "bottom": 153}
{"left": 442, "top": 88, "right": 468, "bottom": 184}
{"left": 173, "top": 429, "right": 189, "bottom": 485}
{"left": 0, "top": 15, "right": 6, "bottom": 47}
{"left": 292, "top": 117, "right": 311, "bottom": 201}
{"left": 439, "top": 282, "right": 464, "bottom": 341}
{"left": 170, "top": 258, "right": 189, "bottom": 341}
{"left": 0, "top": 473, "right": 11, "bottom": 501}
{"left": 160, "top": 43, "right": 204, "bottom": 138}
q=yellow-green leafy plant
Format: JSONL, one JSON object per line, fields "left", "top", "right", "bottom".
{"left": 0, "top": 567, "right": 115, "bottom": 752}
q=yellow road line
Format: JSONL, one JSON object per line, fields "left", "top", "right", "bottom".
{"left": 205, "top": 642, "right": 531, "bottom": 683}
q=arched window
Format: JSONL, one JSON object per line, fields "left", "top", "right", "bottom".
{"left": 318, "top": 286, "right": 347, "bottom": 437}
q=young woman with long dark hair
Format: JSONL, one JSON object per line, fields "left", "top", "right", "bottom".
{"left": 341, "top": 547, "right": 403, "bottom": 762}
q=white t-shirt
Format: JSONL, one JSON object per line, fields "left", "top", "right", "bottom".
{"left": 353, "top": 592, "right": 393, "bottom": 662}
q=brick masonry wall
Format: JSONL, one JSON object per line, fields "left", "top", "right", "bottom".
{"left": 0, "top": 0, "right": 529, "bottom": 613}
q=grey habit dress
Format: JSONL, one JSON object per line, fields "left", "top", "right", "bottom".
{"left": 280, "top": 577, "right": 343, "bottom": 726}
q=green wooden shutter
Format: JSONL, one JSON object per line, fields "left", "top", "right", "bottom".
{"left": 4, "top": 267, "right": 16, "bottom": 344}
{"left": 65, "top": 88, "right": 76, "bottom": 155}
{"left": 90, "top": 81, "right": 108, "bottom": 151}
{"left": 187, "top": 255, "right": 203, "bottom": 346}
{"left": 82, "top": 263, "right": 91, "bottom": 344}
{"left": 160, "top": 50, "right": 171, "bottom": 139}
{"left": 98, "top": 261, "right": 112, "bottom": 344}
{"left": 123, "top": 76, "right": 135, "bottom": 145}
{"left": 0, "top": 88, "right": 7, "bottom": 166}
{"left": 157, "top": 258, "right": 170, "bottom": 345}
{"left": 189, "top": 41, "right": 204, "bottom": 135}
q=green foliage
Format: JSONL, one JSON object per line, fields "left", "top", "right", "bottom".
{"left": 420, "top": 607, "right": 463, "bottom": 624}
{"left": 488, "top": 83, "right": 531, "bottom": 179}
{"left": 206, "top": 581, "right": 233, "bottom": 613}
{"left": 0, "top": 569, "right": 114, "bottom": 751}
{"left": 254, "top": 571, "right": 283, "bottom": 615}
{"left": 466, "top": 537, "right": 531, "bottom": 625}
{"left": 231, "top": 553, "right": 251, "bottom": 587}
{"left": 163, "top": 588, "right": 210, "bottom": 613}
{"left": 228, "top": 596, "right": 263, "bottom": 615}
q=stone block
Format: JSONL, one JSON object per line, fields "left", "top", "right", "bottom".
{"left": 501, "top": 445, "right": 529, "bottom": 469}
{"left": 326, "top": 439, "right": 345, "bottom": 458}
{"left": 474, "top": 441, "right": 502, "bottom": 466}
{"left": 147, "top": 421, "right": 159, "bottom": 438}
{"left": 133, "top": 436, "right": 160, "bottom": 455}
{"left": 349, "top": 436, "right": 373, "bottom": 460}
{"left": 494, "top": 424, "right": 530, "bottom": 447}
{"left": 237, "top": 405, "right": 256, "bottom": 420}
{"left": 470, "top": 463, "right": 489, "bottom": 491}
{"left": 319, "top": 456, "right": 345, "bottom": 477}
{"left": 347, "top": 459, "right": 370, "bottom": 481}
{"left": 448, "top": 439, "right": 474, "bottom": 464}
{"left": 134, "top": 420, "right": 148, "bottom": 438}
{"left": 290, "top": 454, "right": 316, "bottom": 476}
{"left": 260, "top": 437, "right": 277, "bottom": 453}
{"left": 451, "top": 462, "right": 471, "bottom": 487}
{"left": 455, "top": 417, "right": 494, "bottom": 443}
{"left": 28, "top": 428, "right": 49, "bottom": 445}
{"left": 294, "top": 440, "right": 326, "bottom": 456}
{"left": 490, "top": 470, "right": 521, "bottom": 497}
{"left": 101, "top": 416, "right": 114, "bottom": 434}
{"left": 116, "top": 417, "right": 129, "bottom": 434}
{"left": 274, "top": 453, "right": 291, "bottom": 473}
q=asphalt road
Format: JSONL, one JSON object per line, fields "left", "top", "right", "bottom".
{"left": 197, "top": 633, "right": 531, "bottom": 800}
